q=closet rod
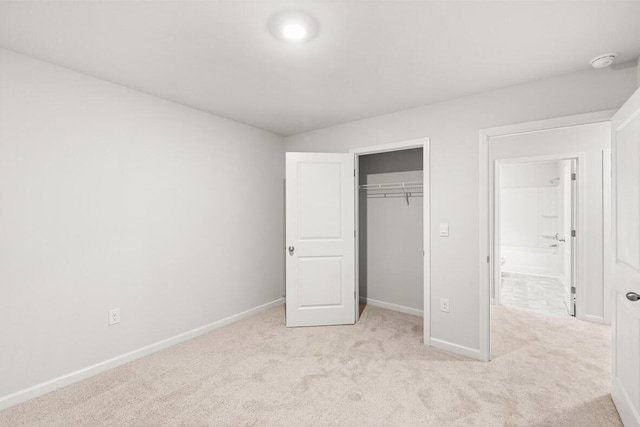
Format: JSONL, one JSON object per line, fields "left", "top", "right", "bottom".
{"left": 365, "top": 193, "right": 423, "bottom": 198}
{"left": 359, "top": 181, "right": 422, "bottom": 191}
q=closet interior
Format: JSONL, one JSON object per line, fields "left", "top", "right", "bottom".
{"left": 358, "top": 148, "right": 424, "bottom": 316}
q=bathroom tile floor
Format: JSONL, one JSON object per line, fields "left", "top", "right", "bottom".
{"left": 500, "top": 272, "right": 569, "bottom": 315}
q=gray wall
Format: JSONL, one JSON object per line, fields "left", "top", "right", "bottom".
{"left": 285, "top": 65, "right": 637, "bottom": 353}
{"left": 359, "top": 149, "right": 423, "bottom": 311}
{"left": 0, "top": 49, "right": 285, "bottom": 399}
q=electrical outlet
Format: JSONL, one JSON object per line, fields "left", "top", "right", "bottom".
{"left": 108, "top": 308, "right": 121, "bottom": 326}
{"left": 440, "top": 298, "right": 450, "bottom": 313}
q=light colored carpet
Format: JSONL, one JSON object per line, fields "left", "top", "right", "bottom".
{"left": 0, "top": 304, "right": 620, "bottom": 426}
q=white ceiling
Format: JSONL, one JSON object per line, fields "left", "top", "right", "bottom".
{"left": 1, "top": 1, "right": 639, "bottom": 136}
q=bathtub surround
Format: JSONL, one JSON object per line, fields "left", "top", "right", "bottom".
{"left": 500, "top": 245, "right": 564, "bottom": 278}
{"left": 498, "top": 160, "right": 573, "bottom": 313}
{"left": 499, "top": 180, "right": 566, "bottom": 277}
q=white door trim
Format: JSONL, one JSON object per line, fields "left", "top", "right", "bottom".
{"left": 478, "top": 109, "right": 615, "bottom": 362}
{"left": 350, "top": 137, "right": 431, "bottom": 346}
{"left": 602, "top": 149, "right": 612, "bottom": 325}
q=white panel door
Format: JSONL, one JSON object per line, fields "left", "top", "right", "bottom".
{"left": 611, "top": 88, "right": 640, "bottom": 427}
{"left": 285, "top": 152, "right": 355, "bottom": 327}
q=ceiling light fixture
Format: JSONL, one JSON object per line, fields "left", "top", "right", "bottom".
{"left": 268, "top": 11, "right": 319, "bottom": 43}
{"left": 589, "top": 53, "right": 618, "bottom": 69}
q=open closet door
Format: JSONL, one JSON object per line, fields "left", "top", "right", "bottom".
{"left": 285, "top": 152, "right": 356, "bottom": 327}
{"left": 611, "top": 87, "right": 640, "bottom": 426}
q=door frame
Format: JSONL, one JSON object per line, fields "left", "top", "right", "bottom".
{"left": 350, "top": 138, "right": 431, "bottom": 345}
{"left": 478, "top": 110, "right": 616, "bottom": 361}
{"left": 493, "top": 153, "right": 584, "bottom": 316}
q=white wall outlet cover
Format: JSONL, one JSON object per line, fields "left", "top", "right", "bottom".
{"left": 108, "top": 308, "right": 121, "bottom": 326}
{"left": 439, "top": 223, "right": 449, "bottom": 237}
{"left": 440, "top": 298, "right": 450, "bottom": 313}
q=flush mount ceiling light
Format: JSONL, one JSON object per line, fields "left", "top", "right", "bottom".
{"left": 268, "top": 11, "right": 319, "bottom": 43}
{"left": 589, "top": 53, "right": 618, "bottom": 69}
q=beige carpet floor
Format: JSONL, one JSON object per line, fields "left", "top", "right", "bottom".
{"left": 0, "top": 304, "right": 621, "bottom": 426}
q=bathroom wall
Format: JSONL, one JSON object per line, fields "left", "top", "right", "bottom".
{"left": 500, "top": 162, "right": 564, "bottom": 278}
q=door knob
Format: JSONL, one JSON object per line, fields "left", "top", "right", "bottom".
{"left": 626, "top": 292, "right": 640, "bottom": 302}
{"left": 288, "top": 246, "right": 295, "bottom": 256}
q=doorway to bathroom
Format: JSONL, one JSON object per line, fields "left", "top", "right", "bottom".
{"left": 479, "top": 113, "right": 614, "bottom": 362}
{"left": 495, "top": 157, "right": 577, "bottom": 316}
{"left": 484, "top": 119, "right": 612, "bottom": 328}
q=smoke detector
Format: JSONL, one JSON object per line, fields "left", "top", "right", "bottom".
{"left": 589, "top": 53, "right": 618, "bottom": 69}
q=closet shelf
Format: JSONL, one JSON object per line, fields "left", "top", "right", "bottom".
{"left": 359, "top": 181, "right": 423, "bottom": 205}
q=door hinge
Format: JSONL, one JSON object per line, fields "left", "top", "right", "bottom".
{"left": 354, "top": 169, "right": 356, "bottom": 177}
{"left": 571, "top": 286, "right": 576, "bottom": 294}
{"left": 571, "top": 230, "right": 576, "bottom": 237}
{"left": 487, "top": 256, "right": 490, "bottom": 263}
{"left": 354, "top": 230, "right": 356, "bottom": 238}
{"left": 571, "top": 173, "right": 576, "bottom": 181}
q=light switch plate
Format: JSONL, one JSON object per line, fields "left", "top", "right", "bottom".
{"left": 439, "top": 223, "right": 449, "bottom": 237}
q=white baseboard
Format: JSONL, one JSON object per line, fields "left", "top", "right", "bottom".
{"left": 358, "top": 299, "right": 484, "bottom": 361}
{"left": 612, "top": 378, "right": 640, "bottom": 426}
{"left": 360, "top": 297, "right": 423, "bottom": 317}
{"left": 429, "top": 337, "right": 483, "bottom": 360}
{"left": 0, "top": 297, "right": 285, "bottom": 411}
{"left": 583, "top": 314, "right": 606, "bottom": 324}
